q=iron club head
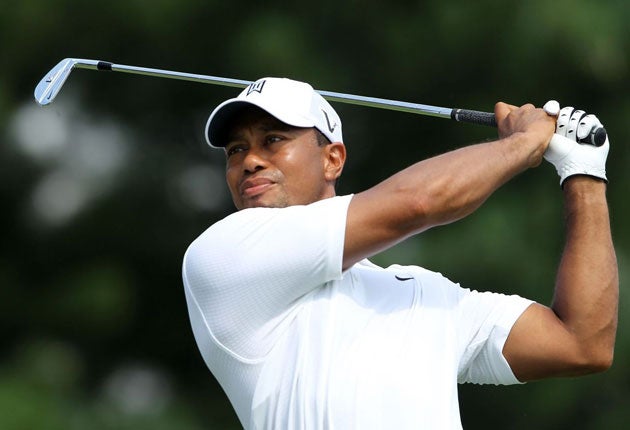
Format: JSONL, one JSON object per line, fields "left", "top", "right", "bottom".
{"left": 34, "top": 58, "right": 99, "bottom": 106}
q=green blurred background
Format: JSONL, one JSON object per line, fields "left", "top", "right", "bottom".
{"left": 1, "top": 0, "right": 628, "bottom": 428}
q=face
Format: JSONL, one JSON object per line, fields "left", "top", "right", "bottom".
{"left": 223, "top": 108, "right": 344, "bottom": 210}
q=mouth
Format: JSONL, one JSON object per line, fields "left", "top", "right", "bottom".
{"left": 240, "top": 177, "right": 275, "bottom": 198}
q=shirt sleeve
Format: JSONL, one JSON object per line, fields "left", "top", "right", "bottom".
{"left": 455, "top": 289, "right": 534, "bottom": 385}
{"left": 182, "top": 195, "right": 353, "bottom": 360}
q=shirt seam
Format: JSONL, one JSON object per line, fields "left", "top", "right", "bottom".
{"left": 183, "top": 253, "right": 267, "bottom": 365}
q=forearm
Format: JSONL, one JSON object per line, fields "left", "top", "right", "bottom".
{"left": 384, "top": 131, "right": 543, "bottom": 231}
{"left": 343, "top": 103, "right": 554, "bottom": 268}
{"left": 552, "top": 177, "right": 618, "bottom": 368}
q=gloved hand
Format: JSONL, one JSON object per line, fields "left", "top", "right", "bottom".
{"left": 542, "top": 101, "right": 609, "bottom": 187}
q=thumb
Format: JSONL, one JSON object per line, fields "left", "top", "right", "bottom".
{"left": 544, "top": 134, "right": 574, "bottom": 163}
{"left": 494, "top": 102, "right": 518, "bottom": 138}
{"left": 494, "top": 102, "right": 515, "bottom": 122}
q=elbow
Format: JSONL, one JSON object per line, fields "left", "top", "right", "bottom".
{"left": 584, "top": 349, "right": 615, "bottom": 374}
{"left": 576, "top": 319, "right": 618, "bottom": 375}
{"left": 570, "top": 346, "right": 615, "bottom": 376}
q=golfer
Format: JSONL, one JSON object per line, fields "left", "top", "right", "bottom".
{"left": 182, "top": 77, "right": 618, "bottom": 429}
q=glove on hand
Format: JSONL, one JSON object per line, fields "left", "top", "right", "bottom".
{"left": 542, "top": 101, "right": 609, "bottom": 187}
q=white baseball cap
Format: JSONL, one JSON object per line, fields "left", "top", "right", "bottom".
{"left": 205, "top": 77, "right": 343, "bottom": 148}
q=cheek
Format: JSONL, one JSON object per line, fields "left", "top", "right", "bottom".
{"left": 225, "top": 167, "right": 240, "bottom": 196}
{"left": 280, "top": 151, "right": 327, "bottom": 197}
{"left": 288, "top": 145, "right": 324, "bottom": 172}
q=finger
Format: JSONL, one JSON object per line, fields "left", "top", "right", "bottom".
{"left": 567, "top": 109, "right": 586, "bottom": 142}
{"left": 556, "top": 106, "right": 574, "bottom": 137}
{"left": 576, "top": 114, "right": 603, "bottom": 141}
{"left": 543, "top": 100, "right": 560, "bottom": 116}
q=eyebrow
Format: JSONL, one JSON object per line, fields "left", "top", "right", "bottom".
{"left": 226, "top": 120, "right": 300, "bottom": 143}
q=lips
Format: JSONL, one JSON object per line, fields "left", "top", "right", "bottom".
{"left": 240, "top": 177, "right": 275, "bottom": 198}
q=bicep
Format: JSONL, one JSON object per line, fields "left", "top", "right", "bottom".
{"left": 344, "top": 188, "right": 425, "bottom": 269}
{"left": 502, "top": 303, "right": 588, "bottom": 381}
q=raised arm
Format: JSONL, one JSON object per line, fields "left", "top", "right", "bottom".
{"left": 503, "top": 177, "right": 617, "bottom": 379}
{"left": 503, "top": 110, "right": 618, "bottom": 380}
{"left": 343, "top": 102, "right": 555, "bottom": 268}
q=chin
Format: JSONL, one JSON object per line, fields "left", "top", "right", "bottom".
{"left": 239, "top": 197, "right": 290, "bottom": 210}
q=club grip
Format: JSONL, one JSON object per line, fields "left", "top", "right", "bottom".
{"left": 451, "top": 109, "right": 497, "bottom": 127}
{"left": 451, "top": 108, "right": 607, "bottom": 146}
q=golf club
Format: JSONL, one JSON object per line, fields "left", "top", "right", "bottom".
{"left": 34, "top": 58, "right": 606, "bottom": 145}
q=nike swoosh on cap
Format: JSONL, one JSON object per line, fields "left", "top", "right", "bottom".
{"left": 322, "top": 109, "right": 337, "bottom": 133}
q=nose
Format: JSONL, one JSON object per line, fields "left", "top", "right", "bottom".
{"left": 242, "top": 146, "right": 268, "bottom": 174}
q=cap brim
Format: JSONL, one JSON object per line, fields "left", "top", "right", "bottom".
{"left": 205, "top": 100, "right": 254, "bottom": 148}
{"left": 205, "top": 98, "right": 317, "bottom": 148}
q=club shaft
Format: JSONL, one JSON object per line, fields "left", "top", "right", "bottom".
{"left": 33, "top": 58, "right": 497, "bottom": 124}
{"left": 34, "top": 58, "right": 606, "bottom": 145}
{"left": 100, "top": 62, "right": 253, "bottom": 89}
{"left": 90, "top": 61, "right": 454, "bottom": 119}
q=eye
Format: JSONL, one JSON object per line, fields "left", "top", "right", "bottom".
{"left": 264, "top": 135, "right": 283, "bottom": 145}
{"left": 226, "top": 144, "right": 245, "bottom": 158}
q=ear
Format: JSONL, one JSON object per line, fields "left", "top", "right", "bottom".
{"left": 323, "top": 142, "right": 346, "bottom": 182}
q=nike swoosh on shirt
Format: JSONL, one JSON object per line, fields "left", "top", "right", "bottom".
{"left": 395, "top": 275, "right": 413, "bottom": 281}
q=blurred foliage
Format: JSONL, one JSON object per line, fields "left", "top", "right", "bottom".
{"left": 1, "top": 0, "right": 628, "bottom": 428}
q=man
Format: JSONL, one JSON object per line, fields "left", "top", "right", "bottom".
{"left": 182, "top": 77, "right": 618, "bottom": 429}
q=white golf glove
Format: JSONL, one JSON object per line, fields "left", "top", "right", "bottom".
{"left": 542, "top": 101, "right": 609, "bottom": 187}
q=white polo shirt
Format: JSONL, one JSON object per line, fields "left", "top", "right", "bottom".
{"left": 182, "top": 195, "right": 533, "bottom": 429}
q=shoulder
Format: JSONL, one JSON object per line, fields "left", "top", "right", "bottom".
{"left": 183, "top": 195, "right": 355, "bottom": 279}
{"left": 215, "top": 194, "right": 352, "bottom": 229}
{"left": 193, "top": 195, "right": 354, "bottom": 246}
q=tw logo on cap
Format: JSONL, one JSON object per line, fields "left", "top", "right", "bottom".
{"left": 246, "top": 80, "right": 266, "bottom": 96}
